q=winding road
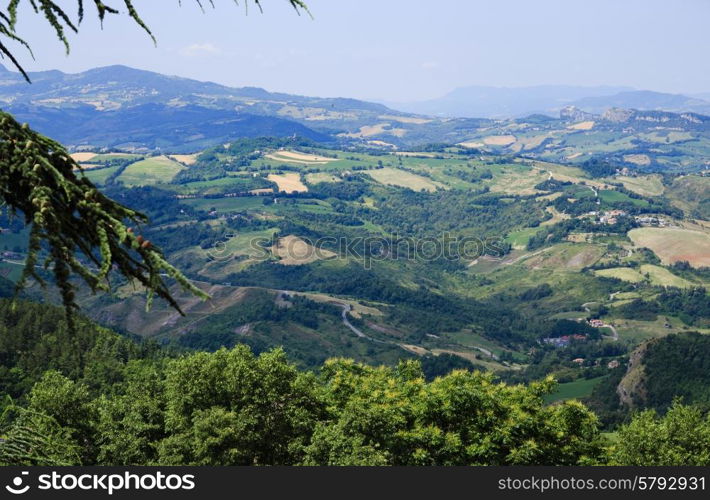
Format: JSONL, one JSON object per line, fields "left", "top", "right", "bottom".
{"left": 338, "top": 303, "right": 381, "bottom": 342}
{"left": 604, "top": 323, "right": 619, "bottom": 341}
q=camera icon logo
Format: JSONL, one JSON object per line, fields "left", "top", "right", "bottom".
{"left": 6, "top": 471, "right": 30, "bottom": 495}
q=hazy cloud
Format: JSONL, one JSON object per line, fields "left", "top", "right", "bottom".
{"left": 179, "top": 43, "right": 221, "bottom": 57}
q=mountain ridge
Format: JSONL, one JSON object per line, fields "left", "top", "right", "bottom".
{"left": 385, "top": 84, "right": 710, "bottom": 119}
{"left": 0, "top": 63, "right": 392, "bottom": 113}
{"left": 2, "top": 64, "right": 710, "bottom": 172}
{"left": 0, "top": 63, "right": 406, "bottom": 150}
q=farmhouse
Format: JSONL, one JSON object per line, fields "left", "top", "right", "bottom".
{"left": 635, "top": 215, "right": 668, "bottom": 227}
{"left": 599, "top": 209, "right": 627, "bottom": 225}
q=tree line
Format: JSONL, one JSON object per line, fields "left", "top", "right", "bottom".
{"left": 1, "top": 298, "right": 708, "bottom": 466}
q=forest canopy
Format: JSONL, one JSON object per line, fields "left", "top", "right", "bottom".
{"left": 0, "top": 299, "right": 708, "bottom": 466}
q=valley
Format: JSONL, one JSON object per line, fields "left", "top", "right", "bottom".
{"left": 4, "top": 130, "right": 708, "bottom": 425}
{"left": 1, "top": 65, "right": 709, "bottom": 431}
{"left": 2, "top": 0, "right": 710, "bottom": 469}
{"left": 3, "top": 65, "right": 710, "bottom": 175}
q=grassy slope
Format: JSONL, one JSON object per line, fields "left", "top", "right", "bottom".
{"left": 118, "top": 156, "right": 185, "bottom": 186}
{"left": 544, "top": 376, "right": 609, "bottom": 404}
{"left": 29, "top": 142, "right": 701, "bottom": 375}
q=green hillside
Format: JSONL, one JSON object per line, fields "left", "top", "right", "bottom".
{"left": 2, "top": 137, "right": 709, "bottom": 435}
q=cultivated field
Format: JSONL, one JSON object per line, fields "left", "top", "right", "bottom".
{"left": 594, "top": 267, "right": 646, "bottom": 283}
{"left": 92, "top": 153, "right": 141, "bottom": 160}
{"left": 366, "top": 167, "right": 444, "bottom": 192}
{"left": 629, "top": 227, "right": 710, "bottom": 267}
{"left": 70, "top": 152, "right": 97, "bottom": 162}
{"left": 483, "top": 135, "right": 516, "bottom": 146}
{"left": 265, "top": 150, "right": 335, "bottom": 165}
{"left": 623, "top": 154, "right": 652, "bottom": 166}
{"left": 614, "top": 175, "right": 665, "bottom": 197}
{"left": 267, "top": 173, "right": 308, "bottom": 193}
{"left": 544, "top": 376, "right": 608, "bottom": 404}
{"left": 488, "top": 166, "right": 547, "bottom": 195}
{"left": 640, "top": 131, "right": 694, "bottom": 144}
{"left": 272, "top": 235, "right": 336, "bottom": 266}
{"left": 118, "top": 156, "right": 185, "bottom": 186}
{"left": 505, "top": 227, "right": 542, "bottom": 250}
{"left": 306, "top": 172, "right": 342, "bottom": 184}
{"left": 340, "top": 124, "right": 407, "bottom": 139}
{"left": 639, "top": 264, "right": 697, "bottom": 288}
{"left": 194, "top": 228, "right": 278, "bottom": 279}
{"left": 666, "top": 175, "right": 710, "bottom": 215}
{"left": 169, "top": 154, "right": 199, "bottom": 165}
{"left": 518, "top": 134, "right": 550, "bottom": 150}
{"left": 523, "top": 243, "right": 605, "bottom": 270}
{"left": 73, "top": 153, "right": 141, "bottom": 163}
{"left": 395, "top": 151, "right": 439, "bottom": 157}
{"left": 567, "top": 121, "right": 595, "bottom": 131}
{"left": 82, "top": 165, "right": 122, "bottom": 185}
{"left": 458, "top": 141, "right": 484, "bottom": 149}
{"left": 378, "top": 114, "right": 432, "bottom": 125}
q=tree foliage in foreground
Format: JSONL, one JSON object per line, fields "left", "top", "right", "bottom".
{"left": 611, "top": 402, "right": 710, "bottom": 466}
{"left": 0, "top": 346, "right": 605, "bottom": 466}
{"left": 0, "top": 299, "right": 708, "bottom": 466}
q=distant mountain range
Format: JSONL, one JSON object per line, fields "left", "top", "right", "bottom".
{"left": 0, "top": 64, "right": 402, "bottom": 151}
{"left": 385, "top": 85, "right": 710, "bottom": 118}
{"left": 569, "top": 90, "right": 710, "bottom": 116}
{"left": 0, "top": 63, "right": 389, "bottom": 114}
{"left": 2, "top": 64, "right": 710, "bottom": 173}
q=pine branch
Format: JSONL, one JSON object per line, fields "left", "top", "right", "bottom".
{"left": 0, "top": 111, "right": 208, "bottom": 327}
{"left": 0, "top": 0, "right": 309, "bottom": 325}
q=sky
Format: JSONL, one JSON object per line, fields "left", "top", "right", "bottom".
{"left": 7, "top": 0, "right": 710, "bottom": 101}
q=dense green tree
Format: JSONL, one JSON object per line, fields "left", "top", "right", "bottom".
{"left": 157, "top": 346, "right": 323, "bottom": 465}
{"left": 26, "top": 370, "right": 96, "bottom": 462}
{"left": 94, "top": 360, "right": 167, "bottom": 465}
{"left": 612, "top": 402, "right": 710, "bottom": 466}
{"left": 304, "top": 359, "right": 604, "bottom": 466}
{"left": 0, "top": 299, "right": 154, "bottom": 396}
{"left": 4, "top": 333, "right": 710, "bottom": 466}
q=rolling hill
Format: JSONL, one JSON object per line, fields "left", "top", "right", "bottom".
{"left": 570, "top": 90, "right": 710, "bottom": 116}
{"left": 386, "top": 85, "right": 710, "bottom": 118}
{"left": 384, "top": 84, "right": 632, "bottom": 118}
{"left": 3, "top": 64, "right": 710, "bottom": 171}
{"left": 6, "top": 102, "right": 330, "bottom": 152}
{"left": 0, "top": 63, "right": 404, "bottom": 151}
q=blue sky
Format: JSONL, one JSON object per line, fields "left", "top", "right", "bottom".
{"left": 8, "top": 0, "right": 710, "bottom": 101}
